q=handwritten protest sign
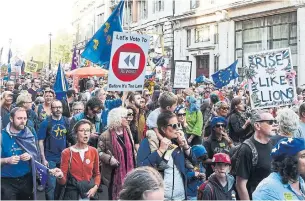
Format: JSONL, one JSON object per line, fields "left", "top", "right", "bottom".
{"left": 173, "top": 61, "right": 192, "bottom": 89}
{"left": 245, "top": 48, "right": 297, "bottom": 109}
{"left": 25, "top": 61, "right": 38, "bottom": 73}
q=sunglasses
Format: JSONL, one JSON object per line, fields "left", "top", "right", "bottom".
{"left": 221, "top": 107, "right": 229, "bottom": 110}
{"left": 256, "top": 120, "right": 277, "bottom": 125}
{"left": 127, "top": 113, "right": 134, "bottom": 116}
{"left": 177, "top": 113, "right": 186, "bottom": 117}
{"left": 215, "top": 124, "right": 225, "bottom": 128}
{"left": 167, "top": 123, "right": 182, "bottom": 130}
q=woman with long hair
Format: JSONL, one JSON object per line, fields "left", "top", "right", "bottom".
{"left": 51, "top": 119, "right": 101, "bottom": 200}
{"left": 227, "top": 97, "right": 253, "bottom": 143}
{"left": 36, "top": 89, "right": 55, "bottom": 122}
{"left": 97, "top": 107, "right": 137, "bottom": 200}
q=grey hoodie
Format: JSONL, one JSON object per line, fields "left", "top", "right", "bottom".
{"left": 201, "top": 173, "right": 236, "bottom": 200}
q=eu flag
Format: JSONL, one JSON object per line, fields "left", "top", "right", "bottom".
{"left": 212, "top": 60, "right": 239, "bottom": 88}
{"left": 54, "top": 63, "right": 69, "bottom": 100}
{"left": 35, "top": 160, "right": 49, "bottom": 186}
{"left": 81, "top": 0, "right": 124, "bottom": 69}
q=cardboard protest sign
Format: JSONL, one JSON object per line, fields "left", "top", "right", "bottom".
{"left": 25, "top": 61, "right": 39, "bottom": 73}
{"left": 173, "top": 61, "right": 192, "bottom": 89}
{"left": 245, "top": 48, "right": 297, "bottom": 109}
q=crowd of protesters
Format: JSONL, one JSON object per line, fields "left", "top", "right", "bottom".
{"left": 1, "top": 74, "right": 305, "bottom": 200}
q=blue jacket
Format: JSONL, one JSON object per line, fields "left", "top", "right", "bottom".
{"left": 186, "top": 162, "right": 206, "bottom": 197}
{"left": 253, "top": 172, "right": 305, "bottom": 200}
{"left": 137, "top": 138, "right": 194, "bottom": 199}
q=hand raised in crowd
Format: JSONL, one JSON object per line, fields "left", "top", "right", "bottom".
{"left": 177, "top": 134, "right": 189, "bottom": 150}
{"left": 49, "top": 168, "right": 64, "bottom": 178}
{"left": 6, "top": 155, "right": 20, "bottom": 165}
{"left": 87, "top": 185, "right": 98, "bottom": 198}
{"left": 109, "top": 157, "right": 120, "bottom": 167}
{"left": 20, "top": 153, "right": 31, "bottom": 161}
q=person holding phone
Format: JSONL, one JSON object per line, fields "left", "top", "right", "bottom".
{"left": 97, "top": 107, "right": 137, "bottom": 200}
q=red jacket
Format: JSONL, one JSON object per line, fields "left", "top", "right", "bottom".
{"left": 58, "top": 146, "right": 101, "bottom": 186}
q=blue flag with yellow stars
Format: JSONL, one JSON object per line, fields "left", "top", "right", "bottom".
{"left": 81, "top": 0, "right": 124, "bottom": 69}
{"left": 212, "top": 60, "right": 239, "bottom": 88}
{"left": 54, "top": 63, "right": 69, "bottom": 100}
{"left": 35, "top": 160, "right": 49, "bottom": 186}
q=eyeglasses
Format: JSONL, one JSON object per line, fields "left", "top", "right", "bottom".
{"left": 177, "top": 113, "right": 186, "bottom": 117}
{"left": 51, "top": 106, "right": 62, "bottom": 109}
{"left": 78, "top": 129, "right": 91, "bottom": 133}
{"left": 145, "top": 94, "right": 150, "bottom": 97}
{"left": 167, "top": 123, "right": 182, "bottom": 130}
{"left": 127, "top": 113, "right": 134, "bottom": 116}
{"left": 215, "top": 124, "right": 225, "bottom": 128}
{"left": 221, "top": 107, "right": 229, "bottom": 110}
{"left": 256, "top": 120, "right": 277, "bottom": 125}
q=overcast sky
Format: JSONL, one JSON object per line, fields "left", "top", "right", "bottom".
{"left": 0, "top": 0, "right": 73, "bottom": 56}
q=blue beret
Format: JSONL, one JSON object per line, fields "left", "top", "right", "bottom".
{"left": 211, "top": 116, "right": 227, "bottom": 128}
{"left": 271, "top": 138, "right": 305, "bottom": 160}
{"left": 191, "top": 145, "right": 207, "bottom": 158}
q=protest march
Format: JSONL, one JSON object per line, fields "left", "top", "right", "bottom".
{"left": 1, "top": 0, "right": 305, "bottom": 200}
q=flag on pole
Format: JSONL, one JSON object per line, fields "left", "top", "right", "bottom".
{"left": 212, "top": 60, "right": 239, "bottom": 88}
{"left": 71, "top": 46, "right": 78, "bottom": 70}
{"left": 81, "top": 0, "right": 124, "bottom": 69}
{"left": 54, "top": 63, "right": 69, "bottom": 100}
{"left": 35, "top": 160, "right": 49, "bottom": 186}
{"left": 8, "top": 48, "right": 12, "bottom": 64}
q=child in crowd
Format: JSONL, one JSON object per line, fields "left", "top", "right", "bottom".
{"left": 186, "top": 145, "right": 207, "bottom": 200}
{"left": 198, "top": 153, "right": 236, "bottom": 200}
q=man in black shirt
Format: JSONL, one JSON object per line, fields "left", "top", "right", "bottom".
{"left": 235, "top": 110, "right": 277, "bottom": 200}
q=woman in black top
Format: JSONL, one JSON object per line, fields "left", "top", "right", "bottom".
{"left": 126, "top": 106, "right": 139, "bottom": 150}
{"left": 227, "top": 97, "right": 253, "bottom": 144}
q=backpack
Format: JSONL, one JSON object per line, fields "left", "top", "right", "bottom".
{"left": 197, "top": 180, "right": 214, "bottom": 200}
{"left": 230, "top": 138, "right": 258, "bottom": 176}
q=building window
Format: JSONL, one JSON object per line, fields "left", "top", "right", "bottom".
{"left": 195, "top": 26, "right": 210, "bottom": 43}
{"left": 123, "top": 1, "right": 132, "bottom": 27}
{"left": 153, "top": 0, "right": 164, "bottom": 13}
{"left": 97, "top": 13, "right": 104, "bottom": 28}
{"left": 190, "top": 0, "right": 200, "bottom": 9}
{"left": 214, "top": 24, "right": 219, "bottom": 44}
{"left": 138, "top": 0, "right": 148, "bottom": 19}
{"left": 214, "top": 55, "right": 219, "bottom": 73}
{"left": 235, "top": 12, "right": 297, "bottom": 82}
{"left": 187, "top": 30, "right": 191, "bottom": 47}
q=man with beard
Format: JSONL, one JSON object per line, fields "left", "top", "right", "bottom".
{"left": 1, "top": 107, "right": 39, "bottom": 200}
{"left": 235, "top": 110, "right": 277, "bottom": 200}
{"left": 38, "top": 100, "right": 72, "bottom": 200}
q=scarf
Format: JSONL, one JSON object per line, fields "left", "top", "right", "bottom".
{"left": 5, "top": 123, "right": 39, "bottom": 200}
{"left": 111, "top": 128, "right": 134, "bottom": 200}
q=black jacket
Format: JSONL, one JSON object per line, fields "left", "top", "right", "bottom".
{"left": 63, "top": 176, "right": 98, "bottom": 200}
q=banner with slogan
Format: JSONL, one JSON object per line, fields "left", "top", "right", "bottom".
{"left": 245, "top": 48, "right": 297, "bottom": 109}
{"left": 25, "top": 61, "right": 39, "bottom": 73}
{"left": 32, "top": 60, "right": 44, "bottom": 72}
{"left": 173, "top": 60, "right": 192, "bottom": 89}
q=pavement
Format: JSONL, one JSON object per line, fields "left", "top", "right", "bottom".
{"left": 37, "top": 185, "right": 108, "bottom": 200}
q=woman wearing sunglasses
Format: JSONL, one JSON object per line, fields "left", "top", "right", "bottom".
{"left": 137, "top": 111, "right": 194, "bottom": 200}
{"left": 126, "top": 106, "right": 140, "bottom": 150}
{"left": 203, "top": 101, "right": 230, "bottom": 140}
{"left": 174, "top": 105, "right": 187, "bottom": 133}
{"left": 203, "top": 116, "right": 234, "bottom": 178}
{"left": 185, "top": 96, "right": 203, "bottom": 146}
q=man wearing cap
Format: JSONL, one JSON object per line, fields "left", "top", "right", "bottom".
{"left": 253, "top": 138, "right": 305, "bottom": 200}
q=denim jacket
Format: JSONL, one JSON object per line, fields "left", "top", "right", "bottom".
{"left": 253, "top": 172, "right": 305, "bottom": 200}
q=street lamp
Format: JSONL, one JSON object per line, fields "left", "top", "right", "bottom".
{"left": 49, "top": 32, "right": 52, "bottom": 70}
